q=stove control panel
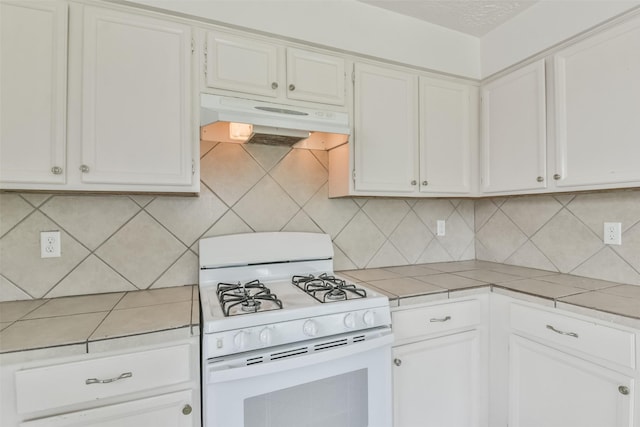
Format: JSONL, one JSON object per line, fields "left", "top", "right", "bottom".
{"left": 203, "top": 306, "right": 392, "bottom": 358}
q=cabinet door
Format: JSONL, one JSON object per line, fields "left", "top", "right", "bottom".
{"left": 20, "top": 390, "right": 194, "bottom": 427}
{"left": 205, "top": 31, "right": 280, "bottom": 98}
{"left": 509, "top": 335, "right": 633, "bottom": 427}
{"left": 285, "top": 47, "right": 345, "bottom": 105}
{"left": 0, "top": 1, "right": 67, "bottom": 185}
{"left": 553, "top": 16, "right": 640, "bottom": 188}
{"left": 353, "top": 63, "right": 419, "bottom": 193}
{"left": 393, "top": 330, "right": 481, "bottom": 427}
{"left": 480, "top": 60, "right": 547, "bottom": 193}
{"left": 81, "top": 6, "right": 193, "bottom": 186}
{"left": 419, "top": 77, "right": 474, "bottom": 194}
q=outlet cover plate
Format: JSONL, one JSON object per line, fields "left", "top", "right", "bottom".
{"left": 603, "top": 222, "right": 622, "bottom": 245}
{"left": 41, "top": 231, "right": 61, "bottom": 258}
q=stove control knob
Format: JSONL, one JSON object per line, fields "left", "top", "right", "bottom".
{"left": 363, "top": 310, "right": 375, "bottom": 327}
{"left": 233, "top": 331, "right": 250, "bottom": 349}
{"left": 259, "top": 328, "right": 273, "bottom": 346}
{"left": 303, "top": 320, "right": 318, "bottom": 337}
{"left": 344, "top": 313, "right": 356, "bottom": 329}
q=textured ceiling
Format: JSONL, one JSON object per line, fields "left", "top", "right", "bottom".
{"left": 358, "top": 1, "right": 539, "bottom": 37}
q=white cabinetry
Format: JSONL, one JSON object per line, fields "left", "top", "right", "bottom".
{"left": 552, "top": 15, "right": 640, "bottom": 190}
{"left": 204, "top": 31, "right": 345, "bottom": 106}
{"left": 392, "top": 298, "right": 487, "bottom": 427}
{"left": 1, "top": 3, "right": 197, "bottom": 193}
{"left": 506, "top": 302, "right": 636, "bottom": 427}
{"left": 480, "top": 60, "right": 547, "bottom": 194}
{"left": 0, "top": 0, "right": 68, "bottom": 184}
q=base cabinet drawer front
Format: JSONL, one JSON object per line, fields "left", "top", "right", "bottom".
{"left": 15, "top": 344, "right": 192, "bottom": 414}
{"left": 20, "top": 390, "right": 194, "bottom": 427}
{"left": 509, "top": 335, "right": 633, "bottom": 427}
{"left": 393, "top": 299, "right": 481, "bottom": 342}
{"left": 510, "top": 303, "right": 635, "bottom": 368}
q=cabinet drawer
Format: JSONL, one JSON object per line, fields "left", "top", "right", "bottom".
{"left": 510, "top": 303, "right": 635, "bottom": 368}
{"left": 393, "top": 299, "right": 481, "bottom": 342}
{"left": 15, "top": 344, "right": 192, "bottom": 414}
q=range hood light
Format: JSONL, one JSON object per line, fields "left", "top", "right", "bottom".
{"left": 229, "top": 123, "right": 253, "bottom": 141}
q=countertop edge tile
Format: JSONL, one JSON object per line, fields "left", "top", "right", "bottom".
{"left": 87, "top": 326, "right": 193, "bottom": 353}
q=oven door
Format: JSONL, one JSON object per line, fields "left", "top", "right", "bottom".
{"left": 203, "top": 328, "right": 393, "bottom": 427}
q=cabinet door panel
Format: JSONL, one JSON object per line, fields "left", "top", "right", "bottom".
{"left": 81, "top": 7, "right": 192, "bottom": 186}
{"left": 509, "top": 335, "right": 633, "bottom": 427}
{"left": 0, "top": 1, "right": 67, "bottom": 184}
{"left": 553, "top": 16, "right": 640, "bottom": 188}
{"left": 481, "top": 60, "right": 546, "bottom": 193}
{"left": 20, "top": 390, "right": 193, "bottom": 427}
{"left": 393, "top": 330, "right": 480, "bottom": 427}
{"left": 206, "top": 32, "right": 280, "bottom": 98}
{"left": 354, "top": 63, "right": 418, "bottom": 193}
{"left": 420, "top": 78, "right": 473, "bottom": 194}
{"left": 286, "top": 48, "right": 345, "bottom": 105}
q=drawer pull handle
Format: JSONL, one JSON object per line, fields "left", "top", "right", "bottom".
{"left": 546, "top": 325, "right": 578, "bottom": 338}
{"left": 86, "top": 372, "right": 132, "bottom": 385}
{"left": 430, "top": 316, "right": 451, "bottom": 323}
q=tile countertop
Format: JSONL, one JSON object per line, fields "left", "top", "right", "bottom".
{"left": 339, "top": 260, "right": 640, "bottom": 329}
{"left": 0, "top": 285, "right": 199, "bottom": 357}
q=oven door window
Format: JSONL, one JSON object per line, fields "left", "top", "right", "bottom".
{"left": 244, "top": 369, "right": 368, "bottom": 427}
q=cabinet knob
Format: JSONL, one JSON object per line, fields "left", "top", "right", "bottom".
{"left": 422, "top": 180, "right": 428, "bottom": 186}
{"left": 393, "top": 358, "right": 402, "bottom": 367}
{"left": 271, "top": 82, "right": 278, "bottom": 89}
{"left": 553, "top": 173, "right": 561, "bottom": 180}
{"left": 182, "top": 404, "right": 193, "bottom": 415}
{"left": 288, "top": 83, "right": 296, "bottom": 91}
{"left": 51, "top": 166, "right": 63, "bottom": 175}
{"left": 79, "top": 164, "right": 90, "bottom": 173}
{"left": 619, "top": 386, "right": 630, "bottom": 395}
{"left": 411, "top": 180, "right": 417, "bottom": 186}
{"left": 536, "top": 176, "right": 544, "bottom": 182}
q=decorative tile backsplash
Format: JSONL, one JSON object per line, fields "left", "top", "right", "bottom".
{"left": 0, "top": 142, "right": 475, "bottom": 301}
{"left": 475, "top": 190, "right": 640, "bottom": 285}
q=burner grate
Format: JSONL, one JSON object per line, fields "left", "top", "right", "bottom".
{"left": 292, "top": 273, "right": 366, "bottom": 303}
{"left": 217, "top": 280, "right": 283, "bottom": 316}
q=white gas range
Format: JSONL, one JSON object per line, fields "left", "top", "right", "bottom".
{"left": 199, "top": 232, "right": 393, "bottom": 427}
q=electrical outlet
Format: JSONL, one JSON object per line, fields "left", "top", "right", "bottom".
{"left": 436, "top": 220, "right": 446, "bottom": 236}
{"left": 41, "top": 231, "right": 61, "bottom": 258}
{"left": 603, "top": 222, "right": 622, "bottom": 245}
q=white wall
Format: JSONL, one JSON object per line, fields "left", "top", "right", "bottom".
{"left": 481, "top": 0, "right": 640, "bottom": 78}
{"left": 125, "top": 0, "right": 481, "bottom": 79}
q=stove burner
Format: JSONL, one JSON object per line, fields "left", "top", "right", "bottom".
{"left": 217, "top": 280, "right": 282, "bottom": 316}
{"left": 292, "top": 273, "right": 366, "bottom": 303}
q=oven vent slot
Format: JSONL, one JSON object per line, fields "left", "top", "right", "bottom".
{"left": 270, "top": 347, "right": 309, "bottom": 361}
{"left": 314, "top": 338, "right": 348, "bottom": 351}
{"left": 246, "top": 356, "right": 264, "bottom": 366}
{"left": 353, "top": 335, "right": 366, "bottom": 343}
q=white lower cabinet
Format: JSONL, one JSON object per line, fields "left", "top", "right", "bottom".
{"left": 508, "top": 335, "right": 633, "bottom": 427}
{"left": 391, "top": 297, "right": 487, "bottom": 427}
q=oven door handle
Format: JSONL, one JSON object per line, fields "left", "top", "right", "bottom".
{"left": 207, "top": 331, "right": 393, "bottom": 383}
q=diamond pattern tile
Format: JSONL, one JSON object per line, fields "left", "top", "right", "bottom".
{"left": 233, "top": 176, "right": 299, "bottom": 232}
{"left": 153, "top": 251, "right": 198, "bottom": 288}
{"left": 571, "top": 247, "right": 640, "bottom": 285}
{"left": 0, "top": 193, "right": 34, "bottom": 237}
{"left": 500, "top": 196, "right": 562, "bottom": 236}
{"left": 129, "top": 195, "right": 155, "bottom": 208}
{"left": 145, "top": 185, "right": 227, "bottom": 246}
{"left": 19, "top": 193, "right": 51, "bottom": 208}
{"left": 367, "top": 241, "right": 408, "bottom": 268}
{"left": 474, "top": 199, "right": 497, "bottom": 231}
{"left": 244, "top": 143, "right": 291, "bottom": 171}
{"left": 413, "top": 199, "right": 455, "bottom": 234}
{"left": 200, "top": 211, "right": 253, "bottom": 242}
{"left": 504, "top": 241, "right": 558, "bottom": 272}
{"left": 614, "top": 221, "right": 640, "bottom": 272}
{"left": 311, "top": 150, "right": 329, "bottom": 169}
{"left": 96, "top": 212, "right": 186, "bottom": 289}
{"left": 200, "top": 143, "right": 265, "bottom": 206}
{"left": 0, "top": 212, "right": 89, "bottom": 298}
{"left": 303, "top": 184, "right": 359, "bottom": 238}
{"left": 437, "top": 211, "right": 474, "bottom": 260}
{"left": 390, "top": 211, "right": 433, "bottom": 263}
{"left": 332, "top": 244, "right": 356, "bottom": 271}
{"left": 362, "top": 199, "right": 410, "bottom": 236}
{"left": 283, "top": 210, "right": 323, "bottom": 233}
{"left": 0, "top": 275, "right": 30, "bottom": 301}
{"left": 418, "top": 238, "right": 453, "bottom": 263}
{"left": 456, "top": 200, "right": 475, "bottom": 230}
{"left": 531, "top": 209, "right": 603, "bottom": 273}
{"left": 200, "top": 140, "right": 217, "bottom": 159}
{"left": 568, "top": 191, "right": 640, "bottom": 238}
{"left": 271, "top": 149, "right": 327, "bottom": 205}
{"left": 41, "top": 195, "right": 140, "bottom": 250}
{"left": 476, "top": 210, "right": 527, "bottom": 262}
{"left": 335, "top": 211, "right": 386, "bottom": 268}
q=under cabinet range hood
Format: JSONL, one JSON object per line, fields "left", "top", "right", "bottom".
{"left": 200, "top": 94, "right": 350, "bottom": 150}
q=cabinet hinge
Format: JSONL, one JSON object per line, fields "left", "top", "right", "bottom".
{"left": 191, "top": 38, "right": 195, "bottom": 54}
{"left": 352, "top": 169, "right": 356, "bottom": 181}
{"left": 192, "top": 159, "right": 195, "bottom": 175}
{"left": 351, "top": 70, "right": 355, "bottom": 83}
{"left": 203, "top": 40, "right": 208, "bottom": 77}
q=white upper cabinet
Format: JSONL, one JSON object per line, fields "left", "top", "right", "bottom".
{"left": 552, "top": 15, "right": 640, "bottom": 190}
{"left": 480, "top": 60, "right": 547, "bottom": 194}
{"left": 419, "top": 77, "right": 477, "bottom": 195}
{"left": 353, "top": 62, "right": 419, "bottom": 193}
{"left": 81, "top": 6, "right": 194, "bottom": 187}
{"left": 203, "top": 31, "right": 346, "bottom": 106}
{"left": 0, "top": 1, "right": 68, "bottom": 185}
